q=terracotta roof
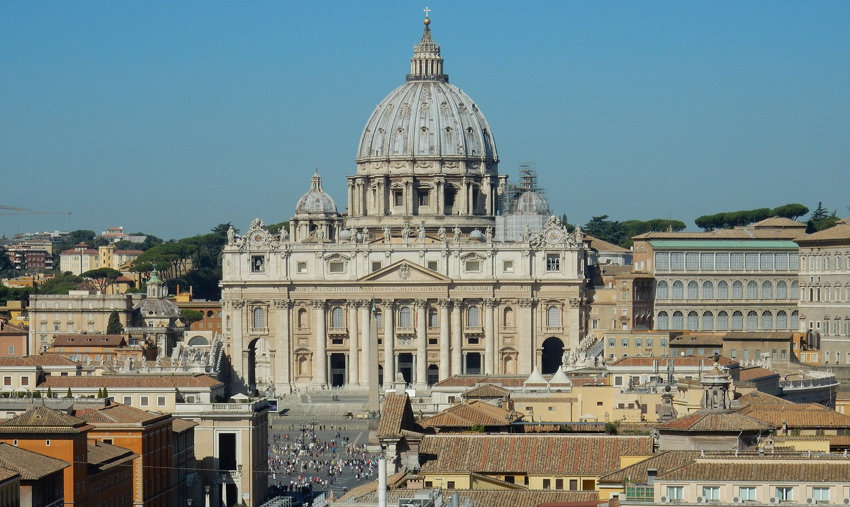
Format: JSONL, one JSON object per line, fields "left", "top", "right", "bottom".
{"left": 735, "top": 391, "right": 790, "bottom": 407}
{"left": 346, "top": 488, "right": 597, "bottom": 507}
{"left": 634, "top": 227, "right": 804, "bottom": 240}
{"left": 87, "top": 440, "right": 137, "bottom": 471}
{"left": 585, "top": 235, "right": 630, "bottom": 253}
{"left": 113, "top": 250, "right": 143, "bottom": 255}
{"left": 608, "top": 356, "right": 736, "bottom": 368}
{"left": 73, "top": 402, "right": 171, "bottom": 426}
{"left": 795, "top": 223, "right": 850, "bottom": 244}
{"left": 172, "top": 418, "right": 198, "bottom": 433}
{"left": 670, "top": 333, "right": 725, "bottom": 346}
{"left": 739, "top": 403, "right": 850, "bottom": 429}
{"left": 0, "top": 468, "right": 18, "bottom": 483}
{"left": 29, "top": 355, "right": 79, "bottom": 367}
{"left": 377, "top": 393, "right": 422, "bottom": 438}
{"left": 419, "top": 401, "right": 521, "bottom": 429}
{"left": 0, "top": 357, "right": 40, "bottom": 367}
{"left": 0, "top": 406, "right": 91, "bottom": 433}
{"left": 723, "top": 332, "right": 794, "bottom": 341}
{"left": 465, "top": 384, "right": 509, "bottom": 398}
{"left": 737, "top": 367, "right": 780, "bottom": 382}
{"left": 434, "top": 376, "right": 529, "bottom": 388}
{"left": 655, "top": 410, "right": 773, "bottom": 432}
{"left": 51, "top": 334, "right": 127, "bottom": 347}
{"left": 418, "top": 434, "right": 653, "bottom": 476}
{"left": 39, "top": 373, "right": 222, "bottom": 389}
{"left": 0, "top": 442, "right": 68, "bottom": 480}
{"left": 751, "top": 217, "right": 807, "bottom": 229}
{"left": 598, "top": 450, "right": 699, "bottom": 484}
{"left": 661, "top": 458, "right": 850, "bottom": 482}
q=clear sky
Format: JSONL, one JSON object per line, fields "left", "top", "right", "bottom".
{"left": 2, "top": 1, "right": 848, "bottom": 240}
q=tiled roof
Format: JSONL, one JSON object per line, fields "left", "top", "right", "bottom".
{"left": 418, "top": 434, "right": 653, "bottom": 476}
{"left": 739, "top": 403, "right": 850, "bottom": 429}
{"left": 661, "top": 458, "right": 850, "bottom": 482}
{"left": 377, "top": 393, "right": 422, "bottom": 438}
{"left": 346, "top": 488, "right": 597, "bottom": 507}
{"left": 0, "top": 406, "right": 91, "bottom": 433}
{"left": 795, "top": 223, "right": 850, "bottom": 243}
{"left": 751, "top": 217, "right": 807, "bottom": 229}
{"left": 73, "top": 402, "right": 171, "bottom": 426}
{"left": 464, "top": 384, "right": 509, "bottom": 398}
{"left": 735, "top": 391, "right": 789, "bottom": 407}
{"left": 87, "top": 440, "right": 137, "bottom": 470}
{"left": 670, "top": 333, "right": 725, "bottom": 346}
{"left": 655, "top": 410, "right": 773, "bottom": 432}
{"left": 0, "top": 468, "right": 18, "bottom": 483}
{"left": 51, "top": 334, "right": 127, "bottom": 347}
{"left": 738, "top": 367, "right": 779, "bottom": 382}
{"left": 598, "top": 450, "right": 699, "bottom": 484}
{"left": 608, "top": 356, "right": 736, "bottom": 368}
{"left": 585, "top": 235, "right": 630, "bottom": 253}
{"left": 172, "top": 418, "right": 198, "bottom": 433}
{"left": 723, "top": 332, "right": 794, "bottom": 341}
{"left": 419, "top": 400, "right": 521, "bottom": 429}
{"left": 39, "top": 373, "right": 222, "bottom": 389}
{"left": 113, "top": 250, "right": 143, "bottom": 255}
{"left": 29, "top": 355, "right": 79, "bottom": 367}
{"left": 0, "top": 442, "right": 68, "bottom": 480}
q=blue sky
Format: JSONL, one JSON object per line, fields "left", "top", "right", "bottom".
{"left": 1, "top": 1, "right": 848, "bottom": 240}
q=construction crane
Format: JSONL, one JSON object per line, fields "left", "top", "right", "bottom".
{"left": 0, "top": 204, "right": 71, "bottom": 219}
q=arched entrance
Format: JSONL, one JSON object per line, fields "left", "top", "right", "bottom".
{"left": 247, "top": 337, "right": 272, "bottom": 396}
{"left": 541, "top": 337, "right": 564, "bottom": 374}
{"left": 329, "top": 353, "right": 346, "bottom": 387}
{"left": 427, "top": 364, "right": 439, "bottom": 386}
{"left": 398, "top": 353, "right": 413, "bottom": 384}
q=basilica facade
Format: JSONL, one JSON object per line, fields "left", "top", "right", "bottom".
{"left": 220, "top": 16, "right": 588, "bottom": 394}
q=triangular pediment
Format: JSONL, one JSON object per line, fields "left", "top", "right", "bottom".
{"left": 359, "top": 260, "right": 451, "bottom": 283}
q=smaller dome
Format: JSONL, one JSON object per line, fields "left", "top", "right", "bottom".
{"left": 339, "top": 229, "right": 352, "bottom": 240}
{"left": 469, "top": 229, "right": 485, "bottom": 241}
{"left": 295, "top": 170, "right": 338, "bottom": 216}
{"left": 513, "top": 190, "right": 549, "bottom": 215}
{"left": 133, "top": 299, "right": 181, "bottom": 319}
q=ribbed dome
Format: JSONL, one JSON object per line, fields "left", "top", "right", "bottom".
{"left": 513, "top": 190, "right": 549, "bottom": 215}
{"left": 356, "top": 19, "right": 497, "bottom": 164}
{"left": 295, "top": 171, "right": 338, "bottom": 216}
{"left": 134, "top": 299, "right": 180, "bottom": 319}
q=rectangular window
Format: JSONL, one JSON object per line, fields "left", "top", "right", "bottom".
{"left": 745, "top": 253, "right": 759, "bottom": 270}
{"left": 670, "top": 252, "right": 684, "bottom": 271}
{"left": 812, "top": 487, "right": 829, "bottom": 502}
{"left": 760, "top": 253, "right": 774, "bottom": 270}
{"left": 775, "top": 487, "right": 792, "bottom": 502}
{"left": 570, "top": 479, "right": 578, "bottom": 491}
{"left": 739, "top": 487, "right": 756, "bottom": 501}
{"left": 635, "top": 338, "right": 642, "bottom": 347}
{"left": 543, "top": 479, "right": 551, "bottom": 489}
{"left": 592, "top": 320, "right": 598, "bottom": 330}
{"left": 393, "top": 190, "right": 403, "bottom": 207}
{"left": 372, "top": 261, "right": 382, "bottom": 272}
{"left": 546, "top": 254, "right": 560, "bottom": 271}
{"left": 686, "top": 252, "right": 699, "bottom": 270}
{"left": 157, "top": 396, "right": 166, "bottom": 407}
{"left": 250, "top": 255, "right": 264, "bottom": 273}
{"left": 418, "top": 191, "right": 429, "bottom": 207}
{"left": 655, "top": 252, "right": 670, "bottom": 270}
{"left": 140, "top": 396, "right": 149, "bottom": 407}
{"left": 789, "top": 253, "right": 799, "bottom": 270}
{"left": 622, "top": 338, "right": 629, "bottom": 347}
{"left": 328, "top": 261, "right": 344, "bottom": 273}
{"left": 775, "top": 253, "right": 788, "bottom": 270}
{"left": 446, "top": 481, "right": 455, "bottom": 490}
{"left": 716, "top": 253, "right": 730, "bottom": 270}
{"left": 297, "top": 262, "right": 308, "bottom": 274}
{"left": 608, "top": 338, "right": 616, "bottom": 347}
{"left": 123, "top": 396, "right": 132, "bottom": 405}
{"left": 6, "top": 346, "right": 12, "bottom": 355}
{"left": 660, "top": 338, "right": 667, "bottom": 347}
{"left": 555, "top": 479, "right": 564, "bottom": 490}
{"left": 503, "top": 260, "right": 514, "bottom": 273}
{"left": 465, "top": 260, "right": 481, "bottom": 272}
{"left": 2, "top": 377, "right": 9, "bottom": 386}
{"left": 700, "top": 253, "right": 715, "bottom": 270}
{"left": 667, "top": 486, "right": 684, "bottom": 500}
{"left": 731, "top": 253, "right": 744, "bottom": 270}
{"left": 20, "top": 377, "right": 28, "bottom": 386}
{"left": 427, "top": 261, "right": 438, "bottom": 271}
{"left": 646, "top": 337, "right": 653, "bottom": 347}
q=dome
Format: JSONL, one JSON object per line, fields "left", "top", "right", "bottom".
{"left": 133, "top": 298, "right": 180, "bottom": 319}
{"left": 356, "top": 19, "right": 498, "bottom": 164}
{"left": 513, "top": 190, "right": 549, "bottom": 215}
{"left": 295, "top": 171, "right": 338, "bottom": 216}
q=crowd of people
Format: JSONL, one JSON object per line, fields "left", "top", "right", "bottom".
{"left": 267, "top": 421, "right": 379, "bottom": 500}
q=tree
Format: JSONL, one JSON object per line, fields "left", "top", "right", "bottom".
{"left": 772, "top": 203, "right": 809, "bottom": 220}
{"left": 810, "top": 202, "right": 830, "bottom": 221}
{"left": 97, "top": 388, "right": 104, "bottom": 398}
{"left": 81, "top": 268, "right": 122, "bottom": 294}
{"left": 36, "top": 272, "right": 85, "bottom": 295}
{"left": 46, "top": 387, "right": 53, "bottom": 398}
{"left": 695, "top": 203, "right": 809, "bottom": 231}
{"left": 65, "top": 387, "right": 73, "bottom": 398}
{"left": 583, "top": 215, "right": 627, "bottom": 247}
{"left": 103, "top": 387, "right": 108, "bottom": 398}
{"left": 181, "top": 309, "right": 204, "bottom": 327}
{"left": 0, "top": 248, "right": 13, "bottom": 276}
{"left": 68, "top": 230, "right": 97, "bottom": 245}
{"left": 106, "top": 310, "right": 124, "bottom": 334}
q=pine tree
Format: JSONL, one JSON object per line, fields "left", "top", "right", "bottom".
{"left": 46, "top": 387, "right": 53, "bottom": 398}
{"left": 106, "top": 310, "right": 124, "bottom": 335}
{"left": 103, "top": 387, "right": 109, "bottom": 398}
{"left": 97, "top": 388, "right": 103, "bottom": 398}
{"left": 66, "top": 387, "right": 73, "bottom": 398}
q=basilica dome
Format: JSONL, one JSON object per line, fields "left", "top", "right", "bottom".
{"left": 356, "top": 20, "right": 498, "bottom": 164}
{"left": 294, "top": 171, "right": 338, "bottom": 217}
{"left": 513, "top": 190, "right": 550, "bottom": 215}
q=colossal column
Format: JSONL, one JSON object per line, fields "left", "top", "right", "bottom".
{"left": 273, "top": 299, "right": 293, "bottom": 393}
{"left": 438, "top": 299, "right": 451, "bottom": 380}
{"left": 518, "top": 298, "right": 534, "bottom": 375}
{"left": 348, "top": 300, "right": 360, "bottom": 385}
{"left": 382, "top": 300, "right": 395, "bottom": 386}
{"left": 451, "top": 299, "right": 463, "bottom": 376}
{"left": 231, "top": 300, "right": 247, "bottom": 393}
{"left": 415, "top": 299, "right": 428, "bottom": 386}
{"left": 360, "top": 301, "right": 372, "bottom": 386}
{"left": 312, "top": 300, "right": 327, "bottom": 386}
{"left": 484, "top": 299, "right": 496, "bottom": 375}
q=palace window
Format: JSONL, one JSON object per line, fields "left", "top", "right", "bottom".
{"left": 468, "top": 306, "right": 480, "bottom": 327}
{"left": 547, "top": 306, "right": 559, "bottom": 327}
{"left": 428, "top": 309, "right": 438, "bottom": 328}
{"left": 331, "top": 307, "right": 344, "bottom": 328}
{"left": 253, "top": 308, "right": 265, "bottom": 329}
{"left": 656, "top": 281, "right": 669, "bottom": 299}
{"left": 251, "top": 255, "right": 265, "bottom": 273}
{"left": 702, "top": 281, "right": 713, "bottom": 299}
{"left": 672, "top": 281, "right": 684, "bottom": 299}
{"left": 329, "top": 261, "right": 345, "bottom": 273}
{"left": 546, "top": 254, "right": 560, "bottom": 272}
{"left": 399, "top": 306, "right": 412, "bottom": 328}
{"left": 297, "top": 262, "right": 307, "bottom": 274}
{"left": 503, "top": 260, "right": 514, "bottom": 273}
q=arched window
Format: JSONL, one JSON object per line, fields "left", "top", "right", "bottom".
{"left": 776, "top": 281, "right": 788, "bottom": 299}
{"left": 656, "top": 281, "right": 669, "bottom": 299}
{"left": 747, "top": 281, "right": 758, "bottom": 299}
{"left": 791, "top": 310, "right": 799, "bottom": 329}
{"left": 791, "top": 281, "right": 799, "bottom": 299}
{"left": 331, "top": 307, "right": 344, "bottom": 328}
{"left": 732, "top": 281, "right": 743, "bottom": 299}
{"left": 467, "top": 306, "right": 480, "bottom": 327}
{"left": 687, "top": 311, "right": 699, "bottom": 330}
{"left": 253, "top": 307, "right": 265, "bottom": 328}
{"left": 687, "top": 281, "right": 699, "bottom": 299}
{"left": 428, "top": 308, "right": 438, "bottom": 328}
{"left": 834, "top": 318, "right": 841, "bottom": 335}
{"left": 761, "top": 311, "right": 773, "bottom": 330}
{"left": 702, "top": 281, "right": 714, "bottom": 300}
{"left": 298, "top": 309, "right": 307, "bottom": 328}
{"left": 844, "top": 318, "right": 850, "bottom": 337}
{"left": 503, "top": 307, "right": 514, "bottom": 327}
{"left": 702, "top": 311, "right": 714, "bottom": 331}
{"left": 762, "top": 281, "right": 773, "bottom": 299}
{"left": 656, "top": 311, "right": 669, "bottom": 330}
{"left": 427, "top": 364, "right": 439, "bottom": 386}
{"left": 399, "top": 306, "right": 412, "bottom": 328}
{"left": 717, "top": 311, "right": 729, "bottom": 330}
{"left": 672, "top": 311, "right": 684, "bottom": 329}
{"left": 776, "top": 310, "right": 787, "bottom": 329}
{"left": 672, "top": 281, "right": 684, "bottom": 300}
{"left": 717, "top": 281, "right": 729, "bottom": 299}
{"left": 547, "top": 306, "right": 559, "bottom": 327}
{"left": 375, "top": 309, "right": 383, "bottom": 328}
{"left": 746, "top": 310, "right": 758, "bottom": 330}
{"left": 732, "top": 311, "right": 744, "bottom": 330}
{"left": 824, "top": 286, "right": 831, "bottom": 302}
